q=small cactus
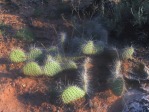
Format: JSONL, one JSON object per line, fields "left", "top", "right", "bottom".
{"left": 27, "top": 47, "right": 43, "bottom": 60}
{"left": 81, "top": 40, "right": 104, "bottom": 55}
{"left": 43, "top": 60, "right": 62, "bottom": 77}
{"left": 9, "top": 48, "right": 26, "bottom": 63}
{"left": 110, "top": 77, "right": 125, "bottom": 96}
{"left": 23, "top": 62, "right": 42, "bottom": 76}
{"left": 61, "top": 86, "right": 85, "bottom": 104}
{"left": 62, "top": 60, "right": 78, "bottom": 70}
{"left": 122, "top": 46, "right": 134, "bottom": 60}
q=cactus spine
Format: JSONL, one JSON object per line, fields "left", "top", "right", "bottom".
{"left": 81, "top": 57, "right": 91, "bottom": 94}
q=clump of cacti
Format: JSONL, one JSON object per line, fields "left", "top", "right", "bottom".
{"left": 27, "top": 47, "right": 43, "bottom": 60}
{"left": 61, "top": 86, "right": 85, "bottom": 104}
{"left": 81, "top": 40, "right": 104, "bottom": 55}
{"left": 110, "top": 77, "right": 125, "bottom": 96}
{"left": 121, "top": 46, "right": 135, "bottom": 60}
{"left": 43, "top": 60, "right": 62, "bottom": 77}
{"left": 23, "top": 62, "right": 42, "bottom": 76}
{"left": 62, "top": 60, "right": 78, "bottom": 70}
{"left": 9, "top": 48, "right": 26, "bottom": 63}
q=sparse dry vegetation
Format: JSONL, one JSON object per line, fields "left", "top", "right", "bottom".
{"left": 0, "top": 0, "right": 149, "bottom": 112}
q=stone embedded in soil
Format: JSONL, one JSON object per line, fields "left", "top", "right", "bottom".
{"left": 122, "top": 89, "right": 149, "bottom": 112}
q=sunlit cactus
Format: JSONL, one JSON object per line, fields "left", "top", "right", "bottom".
{"left": 61, "top": 86, "right": 85, "bottom": 104}
{"left": 43, "top": 60, "right": 62, "bottom": 77}
{"left": 9, "top": 48, "right": 26, "bottom": 63}
{"left": 27, "top": 47, "right": 43, "bottom": 60}
{"left": 23, "top": 62, "right": 42, "bottom": 76}
{"left": 81, "top": 40, "right": 104, "bottom": 55}
{"left": 122, "top": 46, "right": 134, "bottom": 60}
{"left": 110, "top": 77, "right": 125, "bottom": 96}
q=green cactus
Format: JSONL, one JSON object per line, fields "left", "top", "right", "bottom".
{"left": 62, "top": 60, "right": 78, "bottom": 70}
{"left": 43, "top": 60, "right": 62, "bottom": 77}
{"left": 27, "top": 47, "right": 43, "bottom": 60}
{"left": 9, "top": 48, "right": 26, "bottom": 63}
{"left": 61, "top": 86, "right": 85, "bottom": 104}
{"left": 110, "top": 77, "right": 125, "bottom": 96}
{"left": 81, "top": 40, "right": 104, "bottom": 55}
{"left": 23, "top": 62, "right": 42, "bottom": 76}
{"left": 122, "top": 46, "right": 134, "bottom": 60}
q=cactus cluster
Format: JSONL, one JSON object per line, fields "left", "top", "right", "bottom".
{"left": 7, "top": 37, "right": 138, "bottom": 105}
{"left": 61, "top": 86, "right": 85, "bottom": 104}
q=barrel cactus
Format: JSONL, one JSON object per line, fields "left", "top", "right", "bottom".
{"left": 43, "top": 60, "right": 62, "bottom": 77}
{"left": 110, "top": 77, "right": 125, "bottom": 96}
{"left": 27, "top": 47, "right": 43, "bottom": 60}
{"left": 81, "top": 40, "right": 104, "bottom": 55}
{"left": 9, "top": 48, "right": 26, "bottom": 63}
{"left": 61, "top": 86, "right": 85, "bottom": 104}
{"left": 23, "top": 62, "right": 42, "bottom": 76}
{"left": 122, "top": 46, "right": 134, "bottom": 60}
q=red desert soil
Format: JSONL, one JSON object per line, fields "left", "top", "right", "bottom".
{"left": 0, "top": 1, "right": 122, "bottom": 111}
